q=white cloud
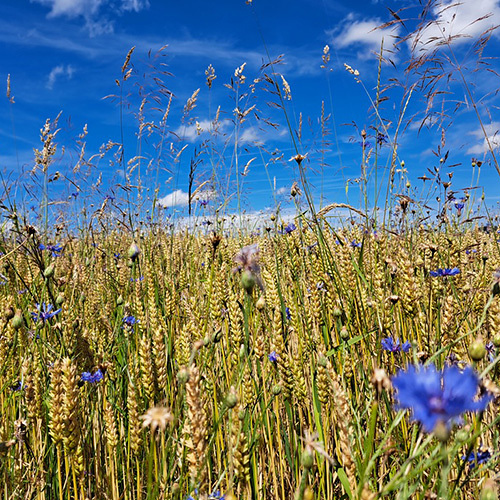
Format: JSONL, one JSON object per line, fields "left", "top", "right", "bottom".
{"left": 32, "top": 0, "right": 105, "bottom": 18}
{"left": 329, "top": 14, "right": 401, "bottom": 53}
{"left": 31, "top": 0, "right": 149, "bottom": 35}
{"left": 239, "top": 127, "right": 265, "bottom": 145}
{"left": 157, "top": 187, "right": 216, "bottom": 208}
{"left": 157, "top": 189, "right": 190, "bottom": 208}
{"left": 174, "top": 120, "right": 223, "bottom": 142}
{"left": 47, "top": 64, "right": 75, "bottom": 89}
{"left": 409, "top": 0, "right": 500, "bottom": 52}
{"left": 467, "top": 121, "right": 500, "bottom": 155}
{"left": 276, "top": 186, "right": 288, "bottom": 195}
{"left": 121, "top": 0, "right": 149, "bottom": 12}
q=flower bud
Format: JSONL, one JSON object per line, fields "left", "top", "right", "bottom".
{"left": 256, "top": 295, "right": 266, "bottom": 310}
{"left": 12, "top": 312, "right": 23, "bottom": 330}
{"left": 492, "top": 334, "right": 500, "bottom": 348}
{"left": 128, "top": 242, "right": 140, "bottom": 261}
{"left": 241, "top": 269, "right": 257, "bottom": 293}
{"left": 56, "top": 293, "right": 64, "bottom": 306}
{"left": 433, "top": 420, "right": 450, "bottom": 442}
{"left": 44, "top": 264, "right": 55, "bottom": 278}
{"left": 177, "top": 368, "right": 190, "bottom": 384}
{"left": 468, "top": 338, "right": 486, "bottom": 361}
{"left": 301, "top": 449, "right": 314, "bottom": 469}
{"left": 226, "top": 387, "right": 238, "bottom": 408}
{"left": 117, "top": 295, "right": 124, "bottom": 306}
{"left": 340, "top": 325, "right": 349, "bottom": 340}
{"left": 480, "top": 480, "right": 498, "bottom": 500}
{"left": 272, "top": 384, "right": 282, "bottom": 396}
{"left": 4, "top": 306, "right": 14, "bottom": 321}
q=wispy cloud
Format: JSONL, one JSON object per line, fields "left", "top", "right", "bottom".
{"left": 409, "top": 0, "right": 500, "bottom": 52}
{"left": 467, "top": 121, "right": 500, "bottom": 155}
{"left": 46, "top": 64, "right": 74, "bottom": 89}
{"left": 31, "top": 0, "right": 149, "bottom": 35}
{"left": 328, "top": 14, "right": 401, "bottom": 55}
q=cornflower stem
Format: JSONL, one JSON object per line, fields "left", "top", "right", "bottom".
{"left": 358, "top": 400, "right": 378, "bottom": 495}
{"left": 294, "top": 468, "right": 309, "bottom": 500}
{"left": 438, "top": 442, "right": 450, "bottom": 499}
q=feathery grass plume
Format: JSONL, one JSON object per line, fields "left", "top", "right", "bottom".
{"left": 32, "top": 116, "right": 60, "bottom": 175}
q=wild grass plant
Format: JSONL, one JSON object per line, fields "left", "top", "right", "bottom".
{"left": 2, "top": 1, "right": 500, "bottom": 499}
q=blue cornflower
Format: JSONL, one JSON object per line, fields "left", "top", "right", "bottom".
{"left": 377, "top": 132, "right": 388, "bottom": 147}
{"left": 199, "top": 199, "right": 209, "bottom": 207}
{"left": 31, "top": 303, "right": 61, "bottom": 323}
{"left": 392, "top": 364, "right": 492, "bottom": 432}
{"left": 381, "top": 337, "right": 411, "bottom": 353}
{"left": 285, "top": 307, "right": 291, "bottom": 320}
{"left": 454, "top": 202, "right": 465, "bottom": 211}
{"left": 269, "top": 351, "right": 278, "bottom": 363}
{"left": 123, "top": 315, "right": 138, "bottom": 327}
{"left": 282, "top": 223, "right": 296, "bottom": 234}
{"left": 485, "top": 342, "right": 495, "bottom": 363}
{"left": 130, "top": 276, "right": 144, "bottom": 282}
{"left": 11, "top": 381, "right": 23, "bottom": 391}
{"left": 462, "top": 449, "right": 491, "bottom": 468}
{"left": 429, "top": 267, "right": 460, "bottom": 277}
{"left": 81, "top": 369, "right": 103, "bottom": 384}
{"left": 209, "top": 491, "right": 225, "bottom": 500}
{"left": 350, "top": 240, "right": 362, "bottom": 248}
{"left": 39, "top": 243, "right": 62, "bottom": 257}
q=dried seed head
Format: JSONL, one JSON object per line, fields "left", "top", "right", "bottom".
{"left": 140, "top": 406, "right": 173, "bottom": 433}
{"left": 371, "top": 368, "right": 391, "bottom": 396}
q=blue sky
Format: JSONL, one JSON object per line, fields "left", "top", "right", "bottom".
{"left": 1, "top": 0, "right": 500, "bottom": 225}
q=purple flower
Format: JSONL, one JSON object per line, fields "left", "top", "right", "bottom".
{"left": 350, "top": 240, "right": 362, "bottom": 248}
{"left": 392, "top": 364, "right": 492, "bottom": 432}
{"left": 31, "top": 303, "right": 61, "bottom": 323}
{"left": 462, "top": 449, "right": 491, "bottom": 468}
{"left": 381, "top": 337, "right": 411, "bottom": 353}
{"left": 280, "top": 223, "right": 296, "bottom": 234}
{"left": 123, "top": 315, "right": 138, "bottom": 327}
{"left": 269, "top": 351, "right": 278, "bottom": 363}
{"left": 429, "top": 267, "right": 460, "bottom": 277}
{"left": 81, "top": 369, "right": 103, "bottom": 384}
{"left": 39, "top": 243, "right": 62, "bottom": 257}
{"left": 199, "top": 199, "right": 209, "bottom": 207}
{"left": 486, "top": 342, "right": 495, "bottom": 363}
{"left": 376, "top": 132, "right": 388, "bottom": 146}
